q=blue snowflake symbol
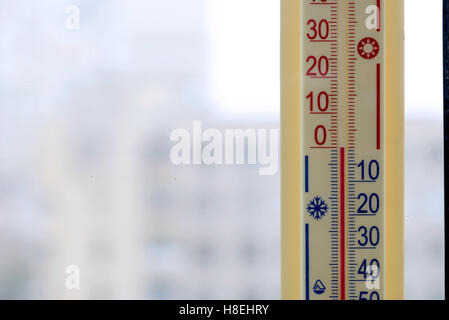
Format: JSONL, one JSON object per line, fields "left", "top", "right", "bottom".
{"left": 306, "top": 196, "right": 328, "bottom": 220}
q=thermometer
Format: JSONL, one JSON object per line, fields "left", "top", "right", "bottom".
{"left": 281, "top": 0, "right": 404, "bottom": 300}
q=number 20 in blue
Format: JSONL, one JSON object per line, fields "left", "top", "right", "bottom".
{"left": 357, "top": 193, "right": 379, "bottom": 213}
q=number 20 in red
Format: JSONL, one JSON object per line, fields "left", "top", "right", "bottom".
{"left": 306, "top": 56, "right": 329, "bottom": 76}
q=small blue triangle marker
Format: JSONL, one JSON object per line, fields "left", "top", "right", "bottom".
{"left": 313, "top": 280, "right": 326, "bottom": 295}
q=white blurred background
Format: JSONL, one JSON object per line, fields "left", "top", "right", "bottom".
{"left": 404, "top": 0, "right": 444, "bottom": 300}
{"left": 0, "top": 0, "right": 444, "bottom": 299}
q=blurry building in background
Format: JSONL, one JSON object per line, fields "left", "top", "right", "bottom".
{"left": 144, "top": 120, "right": 280, "bottom": 299}
{"left": 404, "top": 119, "right": 444, "bottom": 300}
{"left": 0, "top": 0, "right": 280, "bottom": 299}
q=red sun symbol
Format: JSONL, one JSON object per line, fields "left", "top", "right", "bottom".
{"left": 358, "top": 37, "right": 380, "bottom": 60}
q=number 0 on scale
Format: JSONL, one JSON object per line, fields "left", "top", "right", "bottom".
{"left": 281, "top": 0, "right": 404, "bottom": 300}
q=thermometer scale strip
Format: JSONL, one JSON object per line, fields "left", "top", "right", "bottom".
{"left": 300, "top": 0, "right": 385, "bottom": 300}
